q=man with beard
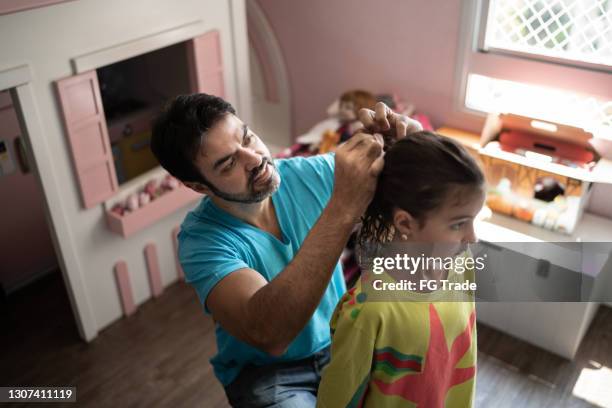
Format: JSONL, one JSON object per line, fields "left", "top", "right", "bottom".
{"left": 150, "top": 93, "right": 421, "bottom": 407}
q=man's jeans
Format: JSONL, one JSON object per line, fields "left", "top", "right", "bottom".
{"left": 224, "top": 347, "right": 331, "bottom": 408}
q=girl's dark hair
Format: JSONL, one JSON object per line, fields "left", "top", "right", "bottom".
{"left": 359, "top": 131, "right": 484, "bottom": 245}
{"left": 151, "top": 93, "right": 236, "bottom": 184}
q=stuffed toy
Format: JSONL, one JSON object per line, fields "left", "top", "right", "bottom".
{"left": 319, "top": 130, "right": 341, "bottom": 154}
{"left": 309, "top": 90, "right": 377, "bottom": 154}
{"left": 335, "top": 90, "right": 377, "bottom": 143}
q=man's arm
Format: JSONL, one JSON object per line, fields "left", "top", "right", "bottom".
{"left": 206, "top": 133, "right": 383, "bottom": 355}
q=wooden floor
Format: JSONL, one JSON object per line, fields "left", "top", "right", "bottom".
{"left": 1, "top": 272, "right": 611, "bottom": 407}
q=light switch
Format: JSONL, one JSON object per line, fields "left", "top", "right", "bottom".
{"left": 536, "top": 259, "right": 551, "bottom": 278}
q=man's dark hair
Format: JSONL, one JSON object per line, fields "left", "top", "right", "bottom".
{"left": 359, "top": 131, "right": 485, "bottom": 245}
{"left": 151, "top": 93, "right": 236, "bottom": 184}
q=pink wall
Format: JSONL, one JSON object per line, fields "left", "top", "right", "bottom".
{"left": 255, "top": 0, "right": 483, "bottom": 136}
{"left": 255, "top": 0, "right": 612, "bottom": 219}
{"left": 0, "top": 91, "right": 57, "bottom": 291}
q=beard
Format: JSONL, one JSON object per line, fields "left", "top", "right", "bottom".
{"left": 207, "top": 157, "right": 280, "bottom": 204}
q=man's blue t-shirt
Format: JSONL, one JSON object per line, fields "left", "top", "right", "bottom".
{"left": 178, "top": 153, "right": 346, "bottom": 386}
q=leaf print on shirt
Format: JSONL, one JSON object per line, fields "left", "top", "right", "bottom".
{"left": 373, "top": 303, "right": 476, "bottom": 408}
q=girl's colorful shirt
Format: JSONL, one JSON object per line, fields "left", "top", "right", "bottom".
{"left": 317, "top": 267, "right": 477, "bottom": 408}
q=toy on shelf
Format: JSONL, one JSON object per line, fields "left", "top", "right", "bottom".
{"left": 335, "top": 90, "right": 377, "bottom": 144}
{"left": 497, "top": 130, "right": 596, "bottom": 169}
{"left": 111, "top": 174, "right": 181, "bottom": 217}
{"left": 144, "top": 179, "right": 159, "bottom": 198}
{"left": 319, "top": 130, "right": 340, "bottom": 154}
{"left": 486, "top": 177, "right": 581, "bottom": 234}
{"left": 126, "top": 193, "right": 139, "bottom": 212}
{"left": 479, "top": 113, "right": 612, "bottom": 235}
{"left": 106, "top": 172, "right": 201, "bottom": 238}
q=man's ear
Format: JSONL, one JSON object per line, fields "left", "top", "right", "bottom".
{"left": 184, "top": 181, "right": 210, "bottom": 195}
{"left": 392, "top": 208, "right": 419, "bottom": 240}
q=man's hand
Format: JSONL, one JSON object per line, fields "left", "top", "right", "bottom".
{"left": 331, "top": 132, "right": 384, "bottom": 223}
{"left": 358, "top": 102, "right": 423, "bottom": 145}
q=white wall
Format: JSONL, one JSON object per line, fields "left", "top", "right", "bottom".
{"left": 0, "top": 0, "right": 250, "bottom": 339}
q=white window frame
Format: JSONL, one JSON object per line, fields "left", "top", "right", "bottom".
{"left": 477, "top": 0, "right": 612, "bottom": 74}
{"left": 454, "top": 0, "right": 612, "bottom": 120}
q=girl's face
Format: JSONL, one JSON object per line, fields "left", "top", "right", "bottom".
{"left": 393, "top": 184, "right": 486, "bottom": 257}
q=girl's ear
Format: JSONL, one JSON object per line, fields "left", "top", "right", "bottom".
{"left": 184, "top": 181, "right": 210, "bottom": 195}
{"left": 392, "top": 209, "right": 418, "bottom": 240}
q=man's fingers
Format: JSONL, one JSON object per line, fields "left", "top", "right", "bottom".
{"left": 357, "top": 108, "right": 376, "bottom": 130}
{"left": 372, "top": 133, "right": 384, "bottom": 147}
{"left": 360, "top": 102, "right": 423, "bottom": 138}
{"left": 365, "top": 135, "right": 383, "bottom": 159}
{"left": 357, "top": 102, "right": 393, "bottom": 132}
{"left": 385, "top": 114, "right": 424, "bottom": 141}
{"left": 354, "top": 103, "right": 424, "bottom": 145}
{"left": 374, "top": 102, "right": 391, "bottom": 131}
{"left": 344, "top": 132, "right": 383, "bottom": 163}
{"left": 343, "top": 132, "right": 368, "bottom": 151}
{"left": 369, "top": 155, "right": 385, "bottom": 177}
{"left": 396, "top": 120, "right": 408, "bottom": 140}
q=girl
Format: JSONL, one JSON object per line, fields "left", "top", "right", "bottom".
{"left": 317, "top": 131, "right": 486, "bottom": 408}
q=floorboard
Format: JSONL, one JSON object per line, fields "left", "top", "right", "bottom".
{"left": 1, "top": 272, "right": 610, "bottom": 407}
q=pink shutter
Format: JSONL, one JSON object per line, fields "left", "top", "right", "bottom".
{"left": 56, "top": 71, "right": 118, "bottom": 208}
{"left": 114, "top": 261, "right": 136, "bottom": 317}
{"left": 187, "top": 30, "right": 226, "bottom": 98}
{"left": 144, "top": 243, "right": 163, "bottom": 298}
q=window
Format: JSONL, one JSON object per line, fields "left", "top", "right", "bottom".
{"left": 482, "top": 0, "right": 612, "bottom": 70}
{"left": 457, "top": 0, "right": 612, "bottom": 136}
